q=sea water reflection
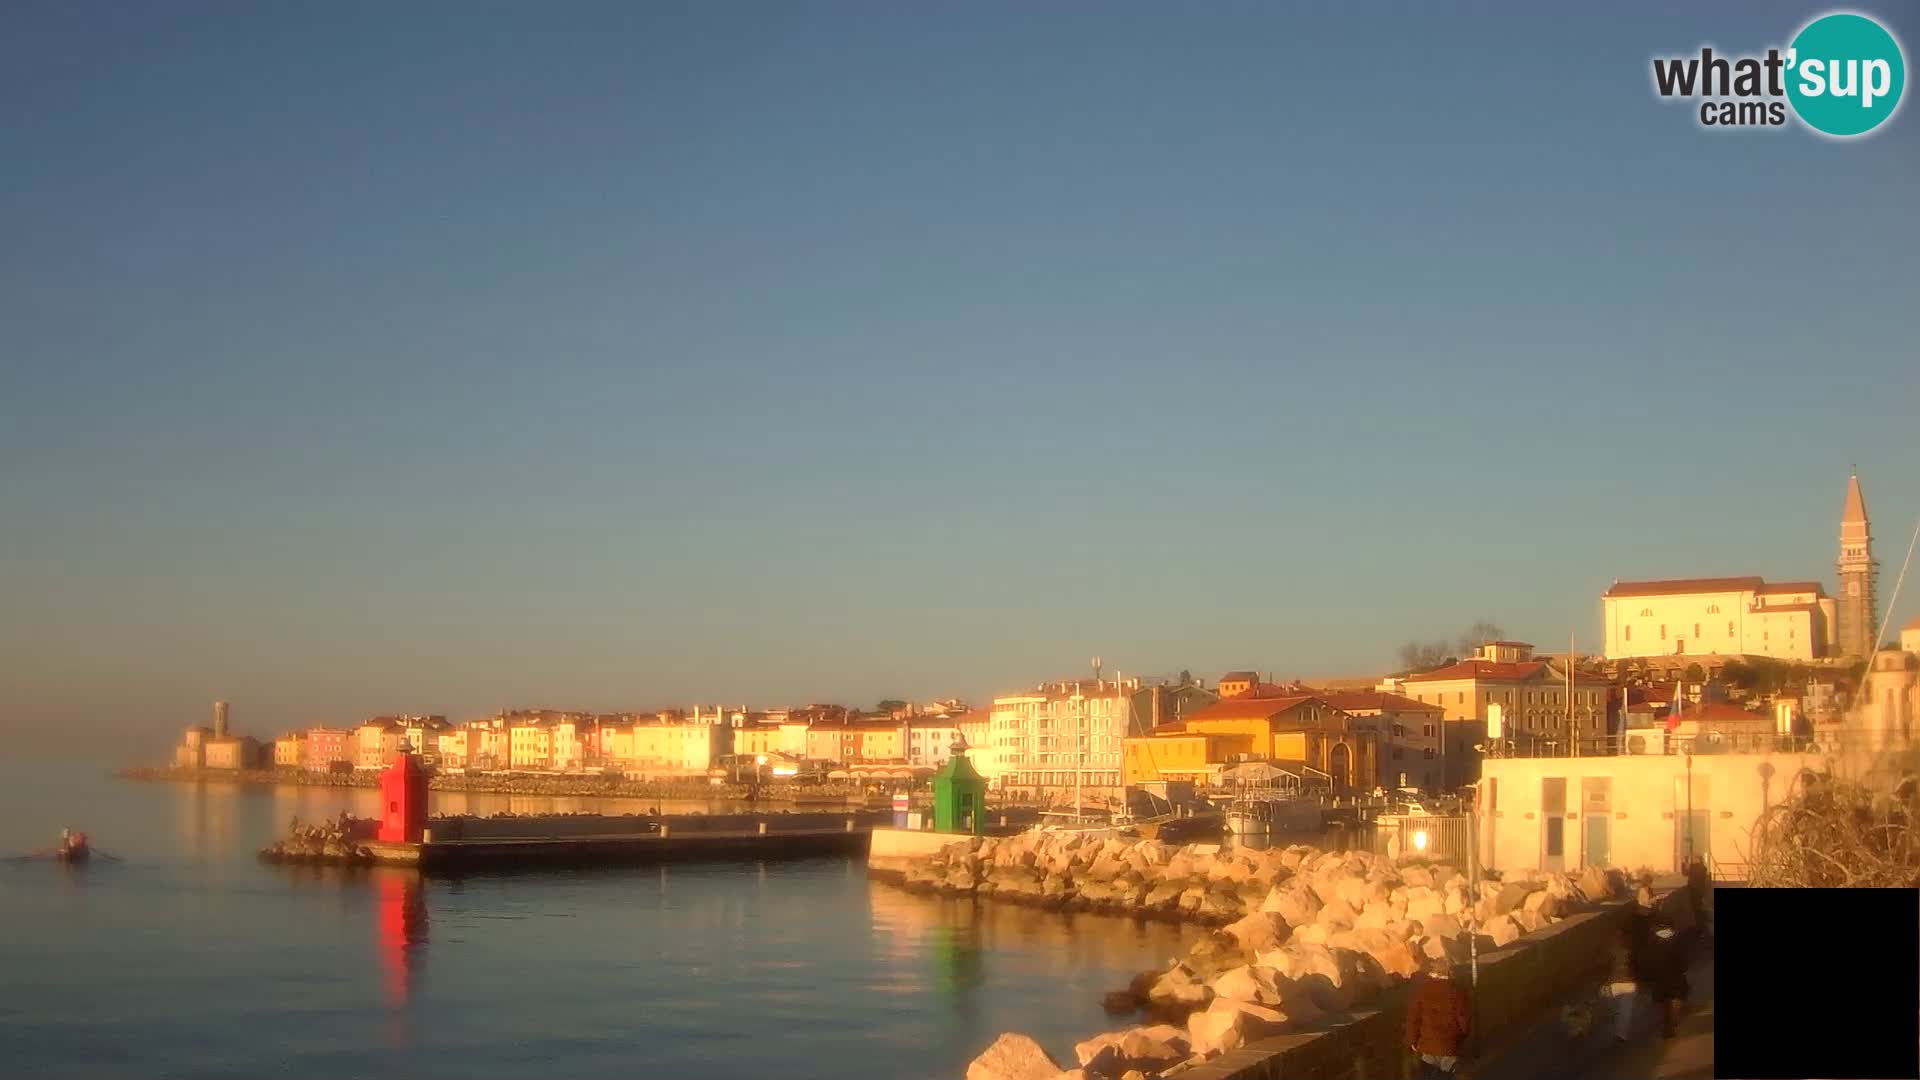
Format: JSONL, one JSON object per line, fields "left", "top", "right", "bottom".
{"left": 0, "top": 766, "right": 1204, "bottom": 1078}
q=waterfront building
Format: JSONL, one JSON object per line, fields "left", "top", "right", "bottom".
{"left": 733, "top": 718, "right": 811, "bottom": 761}
{"left": 175, "top": 726, "right": 212, "bottom": 769}
{"left": 904, "top": 721, "right": 960, "bottom": 768}
{"left": 507, "top": 716, "right": 553, "bottom": 770}
{"left": 626, "top": 714, "right": 726, "bottom": 778}
{"left": 273, "top": 734, "right": 302, "bottom": 768}
{"left": 435, "top": 727, "right": 472, "bottom": 769}
{"left": 1316, "top": 691, "right": 1445, "bottom": 792}
{"left": 1479, "top": 746, "right": 1829, "bottom": 878}
{"left": 1602, "top": 576, "right": 1836, "bottom": 662}
{"left": 356, "top": 719, "right": 407, "bottom": 770}
{"left": 1400, "top": 642, "right": 1613, "bottom": 787}
{"left": 551, "top": 714, "right": 586, "bottom": 772}
{"left": 1903, "top": 616, "right": 1920, "bottom": 656}
{"left": 302, "top": 727, "right": 353, "bottom": 771}
{"left": 1125, "top": 693, "right": 1380, "bottom": 792}
{"left": 954, "top": 711, "right": 1001, "bottom": 786}
{"left": 203, "top": 735, "right": 262, "bottom": 770}
{"left": 390, "top": 715, "right": 450, "bottom": 764}
{"left": 804, "top": 718, "right": 908, "bottom": 765}
{"left": 990, "top": 677, "right": 1141, "bottom": 801}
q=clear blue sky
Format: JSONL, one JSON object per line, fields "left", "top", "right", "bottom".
{"left": 3, "top": 2, "right": 1916, "bottom": 752}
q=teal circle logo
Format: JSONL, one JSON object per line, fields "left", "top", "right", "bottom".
{"left": 1786, "top": 12, "right": 1906, "bottom": 136}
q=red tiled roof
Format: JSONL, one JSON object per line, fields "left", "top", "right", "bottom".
{"left": 1757, "top": 581, "right": 1826, "bottom": 595}
{"left": 1316, "top": 691, "right": 1443, "bottom": 714}
{"left": 1403, "top": 660, "right": 1547, "bottom": 683}
{"left": 1755, "top": 602, "right": 1823, "bottom": 614}
{"left": 1182, "top": 695, "right": 1319, "bottom": 723}
{"left": 1218, "top": 671, "right": 1260, "bottom": 683}
{"left": 1604, "top": 576, "right": 1764, "bottom": 598}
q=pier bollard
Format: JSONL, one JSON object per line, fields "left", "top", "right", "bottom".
{"left": 845, "top": 818, "right": 854, "bottom": 832}
{"left": 758, "top": 822, "right": 768, "bottom": 835}
{"left": 659, "top": 825, "right": 670, "bottom": 838}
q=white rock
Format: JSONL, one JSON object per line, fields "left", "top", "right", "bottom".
{"left": 967, "top": 1033, "right": 1065, "bottom": 1080}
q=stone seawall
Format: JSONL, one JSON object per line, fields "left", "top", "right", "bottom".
{"left": 872, "top": 831, "right": 1648, "bottom": 1080}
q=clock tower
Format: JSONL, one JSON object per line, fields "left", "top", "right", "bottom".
{"left": 1836, "top": 472, "right": 1879, "bottom": 658}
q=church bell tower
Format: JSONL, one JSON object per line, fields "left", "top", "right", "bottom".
{"left": 1837, "top": 472, "right": 1879, "bottom": 658}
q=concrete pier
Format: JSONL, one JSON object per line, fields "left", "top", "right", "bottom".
{"left": 363, "top": 827, "right": 870, "bottom": 873}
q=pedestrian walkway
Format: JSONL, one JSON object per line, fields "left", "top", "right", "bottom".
{"left": 1464, "top": 935, "right": 1714, "bottom": 1080}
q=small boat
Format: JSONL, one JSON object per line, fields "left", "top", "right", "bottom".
{"left": 56, "top": 842, "right": 90, "bottom": 864}
{"left": 1225, "top": 795, "right": 1324, "bottom": 837}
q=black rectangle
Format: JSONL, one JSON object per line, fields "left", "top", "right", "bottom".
{"left": 1715, "top": 887, "right": 1918, "bottom": 1079}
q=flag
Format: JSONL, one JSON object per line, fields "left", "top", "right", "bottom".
{"left": 1665, "top": 684, "right": 1685, "bottom": 732}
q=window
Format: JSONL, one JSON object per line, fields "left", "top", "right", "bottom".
{"left": 1424, "top": 725, "right": 1434, "bottom": 737}
{"left": 1457, "top": 691, "right": 1465, "bottom": 704}
{"left": 1728, "top": 621, "right": 1735, "bottom": 637}
{"left": 1423, "top": 749, "right": 1435, "bottom": 760}
{"left": 1625, "top": 625, "right": 1632, "bottom": 642}
{"left": 1641, "top": 608, "right": 1653, "bottom": 617}
{"left": 1660, "top": 624, "right": 1667, "bottom": 640}
{"left": 1706, "top": 604, "right": 1720, "bottom": 614}
{"left": 1693, "top": 623, "right": 1701, "bottom": 639}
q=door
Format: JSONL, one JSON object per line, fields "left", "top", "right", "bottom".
{"left": 1541, "top": 777, "right": 1567, "bottom": 872}
{"left": 1581, "top": 777, "right": 1612, "bottom": 868}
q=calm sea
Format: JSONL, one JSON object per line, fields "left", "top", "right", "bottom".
{"left": 0, "top": 762, "right": 1199, "bottom": 1080}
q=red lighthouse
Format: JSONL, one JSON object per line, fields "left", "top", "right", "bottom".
{"left": 378, "top": 750, "right": 427, "bottom": 843}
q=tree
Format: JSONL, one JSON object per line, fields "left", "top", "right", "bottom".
{"left": 1683, "top": 663, "right": 1706, "bottom": 684}
{"left": 876, "top": 699, "right": 909, "bottom": 715}
{"left": 1397, "top": 639, "right": 1452, "bottom": 673}
{"left": 1456, "top": 620, "right": 1507, "bottom": 658}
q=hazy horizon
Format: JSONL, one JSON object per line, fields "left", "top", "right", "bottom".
{"left": 4, "top": 2, "right": 1917, "bottom": 752}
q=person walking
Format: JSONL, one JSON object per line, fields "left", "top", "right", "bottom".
{"left": 1685, "top": 856, "right": 1711, "bottom": 945}
{"left": 1406, "top": 954, "right": 1472, "bottom": 1078}
{"left": 1602, "top": 916, "right": 1652, "bottom": 1042}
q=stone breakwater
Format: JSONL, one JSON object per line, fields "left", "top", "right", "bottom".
{"left": 871, "top": 830, "right": 1630, "bottom": 1080}
{"left": 259, "top": 814, "right": 377, "bottom": 864}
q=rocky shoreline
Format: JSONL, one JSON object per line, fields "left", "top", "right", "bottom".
{"left": 873, "top": 830, "right": 1630, "bottom": 1079}
{"left": 115, "top": 765, "right": 865, "bottom": 804}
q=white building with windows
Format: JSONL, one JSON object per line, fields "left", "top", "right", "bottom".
{"left": 990, "top": 677, "right": 1140, "bottom": 802}
{"left": 1601, "top": 576, "right": 1836, "bottom": 662}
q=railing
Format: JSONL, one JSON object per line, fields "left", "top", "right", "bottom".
{"left": 1486, "top": 728, "right": 1887, "bottom": 759}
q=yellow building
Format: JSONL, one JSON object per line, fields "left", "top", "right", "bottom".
{"left": 1900, "top": 615, "right": 1920, "bottom": 656}
{"left": 508, "top": 720, "right": 552, "bottom": 770}
{"left": 1162, "top": 694, "right": 1379, "bottom": 791}
{"left": 356, "top": 720, "right": 406, "bottom": 770}
{"left": 1398, "top": 643, "right": 1612, "bottom": 787}
{"left": 1121, "top": 731, "right": 1254, "bottom": 785}
{"left": 627, "top": 717, "right": 724, "bottom": 778}
{"left": 1602, "top": 576, "right": 1835, "bottom": 662}
{"left": 273, "top": 734, "right": 303, "bottom": 768}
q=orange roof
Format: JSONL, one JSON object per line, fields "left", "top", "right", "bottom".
{"left": 1404, "top": 659, "right": 1610, "bottom": 687}
{"left": 1182, "top": 695, "right": 1319, "bottom": 723}
{"left": 1605, "top": 576, "right": 1764, "bottom": 598}
{"left": 1758, "top": 581, "right": 1826, "bottom": 595}
{"left": 1218, "top": 671, "right": 1260, "bottom": 683}
{"left": 1316, "top": 691, "right": 1443, "bottom": 713}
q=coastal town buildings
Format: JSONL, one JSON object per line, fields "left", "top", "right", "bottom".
{"left": 356, "top": 719, "right": 407, "bottom": 770}
{"left": 302, "top": 727, "right": 353, "bottom": 771}
{"left": 990, "top": 677, "right": 1141, "bottom": 802}
{"left": 274, "top": 734, "right": 302, "bottom": 768}
{"left": 1316, "top": 691, "right": 1445, "bottom": 792}
{"left": 202, "top": 735, "right": 263, "bottom": 770}
{"left": 1396, "top": 642, "right": 1612, "bottom": 786}
{"left": 1903, "top": 616, "right": 1920, "bottom": 656}
{"left": 904, "top": 720, "right": 960, "bottom": 768}
{"left": 1123, "top": 692, "right": 1381, "bottom": 792}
